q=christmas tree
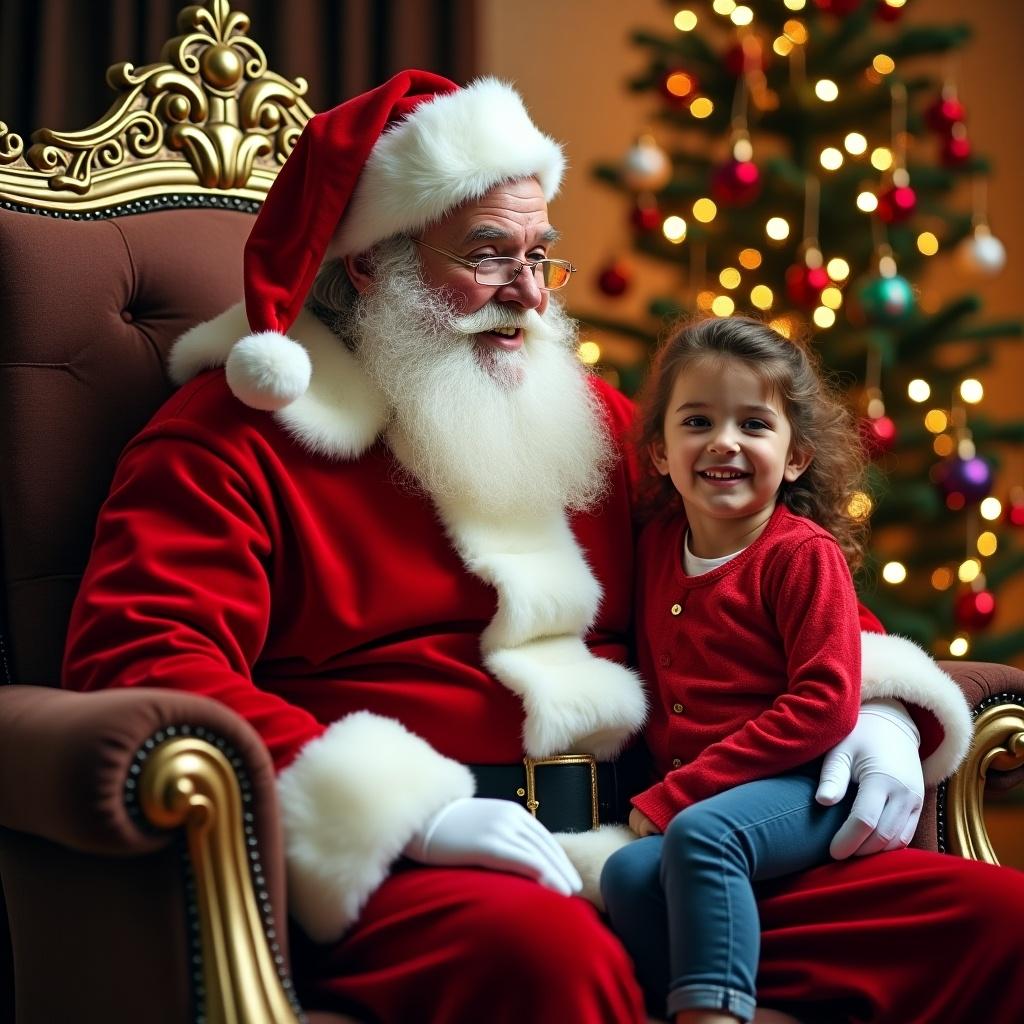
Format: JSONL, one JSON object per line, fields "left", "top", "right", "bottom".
{"left": 584, "top": 0, "right": 1024, "bottom": 664}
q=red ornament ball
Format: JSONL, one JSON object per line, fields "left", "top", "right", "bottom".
{"left": 661, "top": 69, "right": 699, "bottom": 107}
{"left": 785, "top": 264, "right": 830, "bottom": 309}
{"left": 940, "top": 132, "right": 972, "bottom": 167}
{"left": 954, "top": 588, "right": 997, "bottom": 631}
{"left": 711, "top": 158, "right": 762, "bottom": 206}
{"left": 876, "top": 184, "right": 917, "bottom": 224}
{"left": 630, "top": 201, "right": 661, "bottom": 234}
{"left": 875, "top": 0, "right": 906, "bottom": 22}
{"left": 859, "top": 415, "right": 898, "bottom": 458}
{"left": 925, "top": 96, "right": 967, "bottom": 133}
{"left": 1005, "top": 490, "right": 1024, "bottom": 528}
{"left": 814, "top": 0, "right": 861, "bottom": 14}
{"left": 724, "top": 40, "right": 767, "bottom": 78}
{"left": 596, "top": 263, "right": 631, "bottom": 297}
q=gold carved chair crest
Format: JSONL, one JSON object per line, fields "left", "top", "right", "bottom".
{"left": 0, "top": 0, "right": 314, "bottom": 212}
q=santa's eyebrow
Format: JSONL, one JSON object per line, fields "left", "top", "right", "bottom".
{"left": 463, "top": 225, "right": 561, "bottom": 245}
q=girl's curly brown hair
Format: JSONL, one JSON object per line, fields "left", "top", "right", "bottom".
{"left": 635, "top": 315, "right": 870, "bottom": 572}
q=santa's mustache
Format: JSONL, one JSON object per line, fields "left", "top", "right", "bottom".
{"left": 451, "top": 303, "right": 537, "bottom": 336}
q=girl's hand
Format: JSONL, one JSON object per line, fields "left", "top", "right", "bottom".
{"left": 629, "top": 807, "right": 661, "bottom": 837}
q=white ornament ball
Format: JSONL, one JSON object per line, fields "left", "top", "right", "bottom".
{"left": 957, "top": 230, "right": 1007, "bottom": 277}
{"left": 622, "top": 137, "right": 672, "bottom": 192}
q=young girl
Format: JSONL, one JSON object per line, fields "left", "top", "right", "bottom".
{"left": 601, "top": 315, "right": 877, "bottom": 1024}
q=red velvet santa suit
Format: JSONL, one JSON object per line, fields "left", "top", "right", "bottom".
{"left": 63, "top": 303, "right": 1024, "bottom": 1024}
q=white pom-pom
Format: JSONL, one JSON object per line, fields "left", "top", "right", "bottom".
{"left": 224, "top": 331, "right": 312, "bottom": 411}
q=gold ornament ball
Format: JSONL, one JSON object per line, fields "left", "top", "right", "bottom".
{"left": 201, "top": 45, "right": 244, "bottom": 89}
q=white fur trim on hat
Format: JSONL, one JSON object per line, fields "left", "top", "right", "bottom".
{"left": 327, "top": 77, "right": 566, "bottom": 259}
{"left": 860, "top": 631, "right": 973, "bottom": 785}
{"left": 224, "top": 331, "right": 312, "bottom": 412}
{"left": 277, "top": 711, "right": 475, "bottom": 943}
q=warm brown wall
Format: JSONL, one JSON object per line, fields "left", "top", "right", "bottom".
{"left": 480, "top": 0, "right": 1024, "bottom": 663}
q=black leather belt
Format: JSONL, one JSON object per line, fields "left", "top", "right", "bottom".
{"left": 469, "top": 754, "right": 627, "bottom": 833}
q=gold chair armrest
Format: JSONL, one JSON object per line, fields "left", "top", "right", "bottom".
{"left": 141, "top": 735, "right": 302, "bottom": 1024}
{"left": 946, "top": 700, "right": 1024, "bottom": 864}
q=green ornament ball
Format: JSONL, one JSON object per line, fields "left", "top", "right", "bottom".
{"left": 849, "top": 274, "right": 916, "bottom": 327}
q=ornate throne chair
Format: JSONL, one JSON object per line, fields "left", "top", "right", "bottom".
{"left": 0, "top": 3, "right": 1022, "bottom": 1022}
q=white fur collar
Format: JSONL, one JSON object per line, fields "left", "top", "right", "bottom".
{"left": 168, "top": 302, "right": 389, "bottom": 459}
{"left": 167, "top": 307, "right": 649, "bottom": 757}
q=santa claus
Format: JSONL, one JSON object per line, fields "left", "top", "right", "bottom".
{"left": 63, "top": 70, "right": 1024, "bottom": 1024}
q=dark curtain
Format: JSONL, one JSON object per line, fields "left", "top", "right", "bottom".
{"left": 0, "top": 0, "right": 479, "bottom": 139}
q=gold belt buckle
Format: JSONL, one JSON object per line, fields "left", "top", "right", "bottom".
{"left": 522, "top": 753, "right": 599, "bottom": 830}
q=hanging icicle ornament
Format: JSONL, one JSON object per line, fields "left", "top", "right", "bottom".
{"left": 621, "top": 133, "right": 672, "bottom": 192}
{"left": 955, "top": 181, "right": 1007, "bottom": 278}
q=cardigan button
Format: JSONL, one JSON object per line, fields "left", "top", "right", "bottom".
{"left": 672, "top": 702, "right": 684, "bottom": 714}
{"left": 670, "top": 602, "right": 682, "bottom": 616}
{"left": 659, "top": 653, "right": 672, "bottom": 667}
{"left": 671, "top": 758, "right": 683, "bottom": 769}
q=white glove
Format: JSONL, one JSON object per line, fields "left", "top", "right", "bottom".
{"left": 816, "top": 698, "right": 924, "bottom": 859}
{"left": 403, "top": 796, "right": 583, "bottom": 896}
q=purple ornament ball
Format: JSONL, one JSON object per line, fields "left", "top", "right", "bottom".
{"left": 934, "top": 456, "right": 994, "bottom": 504}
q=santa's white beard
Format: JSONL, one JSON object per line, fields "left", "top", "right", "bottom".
{"left": 346, "top": 245, "right": 614, "bottom": 518}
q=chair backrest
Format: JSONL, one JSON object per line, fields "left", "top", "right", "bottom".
{"left": 0, "top": 0, "right": 314, "bottom": 686}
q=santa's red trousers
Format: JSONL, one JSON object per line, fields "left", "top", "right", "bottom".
{"left": 291, "top": 849, "right": 1024, "bottom": 1023}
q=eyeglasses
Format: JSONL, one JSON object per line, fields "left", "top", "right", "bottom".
{"left": 411, "top": 238, "right": 576, "bottom": 291}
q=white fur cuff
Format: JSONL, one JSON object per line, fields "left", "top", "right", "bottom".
{"left": 277, "top": 712, "right": 475, "bottom": 942}
{"left": 556, "top": 824, "right": 636, "bottom": 911}
{"left": 860, "top": 631, "right": 973, "bottom": 785}
{"left": 486, "top": 637, "right": 647, "bottom": 760}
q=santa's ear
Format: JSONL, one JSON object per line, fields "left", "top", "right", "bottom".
{"left": 344, "top": 251, "right": 374, "bottom": 294}
{"left": 650, "top": 438, "right": 670, "bottom": 475}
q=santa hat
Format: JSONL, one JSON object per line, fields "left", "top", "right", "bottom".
{"left": 225, "top": 69, "right": 566, "bottom": 411}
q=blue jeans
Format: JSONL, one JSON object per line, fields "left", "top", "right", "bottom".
{"left": 600, "top": 772, "right": 854, "bottom": 1022}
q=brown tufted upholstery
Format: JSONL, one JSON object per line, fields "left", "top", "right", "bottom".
{"left": 0, "top": 206, "right": 251, "bottom": 685}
